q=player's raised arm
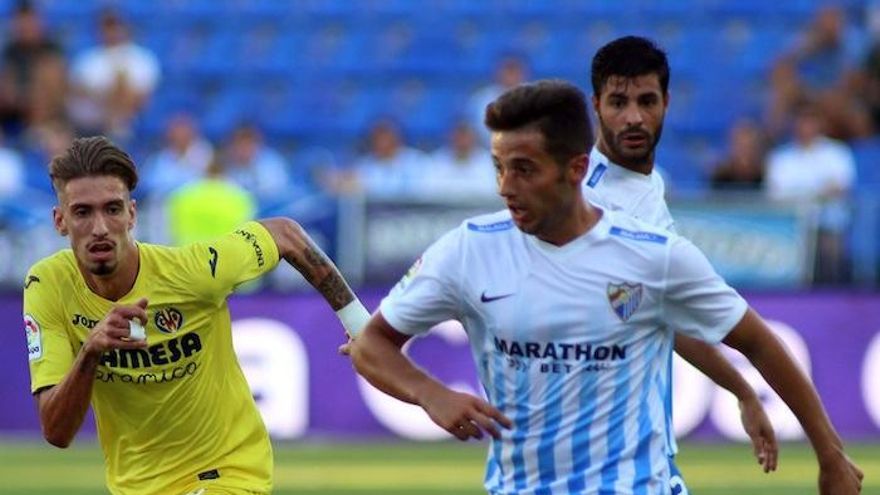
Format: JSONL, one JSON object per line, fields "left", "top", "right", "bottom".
{"left": 258, "top": 217, "right": 370, "bottom": 337}
{"left": 673, "top": 334, "right": 778, "bottom": 472}
{"left": 350, "top": 312, "right": 512, "bottom": 441}
{"left": 722, "top": 309, "right": 863, "bottom": 494}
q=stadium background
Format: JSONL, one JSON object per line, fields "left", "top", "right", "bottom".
{"left": 0, "top": 0, "right": 879, "bottom": 493}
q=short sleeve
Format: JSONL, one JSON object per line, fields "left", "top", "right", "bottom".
{"left": 183, "top": 221, "right": 280, "bottom": 301}
{"left": 380, "top": 227, "right": 464, "bottom": 336}
{"left": 23, "top": 268, "right": 75, "bottom": 393}
{"left": 663, "top": 237, "right": 748, "bottom": 343}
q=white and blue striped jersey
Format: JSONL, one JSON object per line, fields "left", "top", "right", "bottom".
{"left": 380, "top": 208, "right": 748, "bottom": 495}
{"left": 583, "top": 147, "right": 680, "bottom": 456}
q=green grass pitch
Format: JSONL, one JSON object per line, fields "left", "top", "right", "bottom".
{"left": 0, "top": 439, "right": 877, "bottom": 494}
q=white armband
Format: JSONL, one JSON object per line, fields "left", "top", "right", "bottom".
{"left": 336, "top": 299, "right": 371, "bottom": 337}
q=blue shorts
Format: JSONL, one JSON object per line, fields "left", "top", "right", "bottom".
{"left": 668, "top": 457, "right": 689, "bottom": 495}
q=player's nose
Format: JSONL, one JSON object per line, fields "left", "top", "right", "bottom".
{"left": 622, "top": 102, "right": 644, "bottom": 126}
{"left": 497, "top": 171, "right": 515, "bottom": 198}
{"left": 91, "top": 212, "right": 110, "bottom": 236}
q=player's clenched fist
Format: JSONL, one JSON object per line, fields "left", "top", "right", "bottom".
{"left": 83, "top": 298, "right": 149, "bottom": 355}
{"left": 417, "top": 384, "right": 512, "bottom": 441}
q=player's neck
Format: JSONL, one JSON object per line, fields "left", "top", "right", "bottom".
{"left": 537, "top": 198, "right": 601, "bottom": 246}
{"left": 595, "top": 140, "right": 654, "bottom": 176}
{"left": 81, "top": 244, "right": 141, "bottom": 301}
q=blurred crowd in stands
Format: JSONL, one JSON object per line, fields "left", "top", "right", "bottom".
{"left": 0, "top": 1, "right": 878, "bottom": 285}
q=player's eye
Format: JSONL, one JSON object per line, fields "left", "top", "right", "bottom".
{"left": 639, "top": 95, "right": 659, "bottom": 107}
{"left": 516, "top": 164, "right": 532, "bottom": 176}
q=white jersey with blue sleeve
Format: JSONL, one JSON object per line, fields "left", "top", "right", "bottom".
{"left": 380, "top": 208, "right": 747, "bottom": 495}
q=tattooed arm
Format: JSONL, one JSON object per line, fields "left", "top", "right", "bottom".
{"left": 259, "top": 218, "right": 370, "bottom": 336}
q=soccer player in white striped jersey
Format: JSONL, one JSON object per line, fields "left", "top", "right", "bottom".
{"left": 349, "top": 80, "right": 862, "bottom": 495}
{"left": 585, "top": 36, "right": 777, "bottom": 493}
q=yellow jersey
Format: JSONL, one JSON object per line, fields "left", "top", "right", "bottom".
{"left": 24, "top": 221, "right": 280, "bottom": 495}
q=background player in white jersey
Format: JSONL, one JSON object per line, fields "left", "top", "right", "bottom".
{"left": 349, "top": 80, "right": 862, "bottom": 494}
{"left": 585, "top": 35, "right": 777, "bottom": 491}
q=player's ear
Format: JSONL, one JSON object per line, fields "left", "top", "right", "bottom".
{"left": 128, "top": 198, "right": 137, "bottom": 231}
{"left": 591, "top": 94, "right": 600, "bottom": 114}
{"left": 53, "top": 206, "right": 68, "bottom": 236}
{"left": 568, "top": 153, "right": 588, "bottom": 184}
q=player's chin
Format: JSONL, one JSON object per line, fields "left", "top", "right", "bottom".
{"left": 512, "top": 218, "right": 537, "bottom": 235}
{"left": 89, "top": 260, "right": 117, "bottom": 276}
{"left": 619, "top": 143, "right": 651, "bottom": 157}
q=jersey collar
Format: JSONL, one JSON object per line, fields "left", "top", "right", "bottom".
{"left": 589, "top": 147, "right": 655, "bottom": 183}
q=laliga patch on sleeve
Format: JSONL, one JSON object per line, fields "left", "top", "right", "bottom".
{"left": 395, "top": 257, "right": 423, "bottom": 291}
{"left": 24, "top": 314, "right": 42, "bottom": 361}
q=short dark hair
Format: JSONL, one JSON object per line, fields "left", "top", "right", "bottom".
{"left": 591, "top": 36, "right": 670, "bottom": 97}
{"left": 484, "top": 80, "right": 592, "bottom": 165}
{"left": 50, "top": 136, "right": 139, "bottom": 193}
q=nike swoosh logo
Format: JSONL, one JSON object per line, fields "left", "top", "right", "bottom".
{"left": 481, "top": 291, "right": 514, "bottom": 303}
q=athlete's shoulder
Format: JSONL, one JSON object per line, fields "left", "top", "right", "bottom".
{"left": 137, "top": 241, "right": 187, "bottom": 265}
{"left": 462, "top": 209, "right": 515, "bottom": 234}
{"left": 136, "top": 241, "right": 211, "bottom": 285}
{"left": 27, "top": 249, "right": 76, "bottom": 282}
{"left": 24, "top": 250, "right": 80, "bottom": 305}
{"left": 650, "top": 167, "right": 667, "bottom": 191}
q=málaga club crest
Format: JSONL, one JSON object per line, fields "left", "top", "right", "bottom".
{"left": 607, "top": 282, "right": 643, "bottom": 322}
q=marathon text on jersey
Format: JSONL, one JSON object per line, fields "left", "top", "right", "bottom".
{"left": 494, "top": 336, "right": 627, "bottom": 362}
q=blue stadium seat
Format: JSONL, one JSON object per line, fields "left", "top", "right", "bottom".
{"left": 704, "top": 0, "right": 817, "bottom": 24}
{"left": 135, "top": 87, "right": 203, "bottom": 138}
{"left": 853, "top": 138, "right": 880, "bottom": 188}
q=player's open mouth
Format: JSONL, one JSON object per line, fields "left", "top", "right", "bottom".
{"left": 621, "top": 133, "right": 648, "bottom": 147}
{"left": 507, "top": 205, "right": 527, "bottom": 221}
{"left": 88, "top": 242, "right": 115, "bottom": 259}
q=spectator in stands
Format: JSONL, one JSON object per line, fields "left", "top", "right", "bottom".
{"left": 223, "top": 124, "right": 291, "bottom": 206}
{"left": 68, "top": 10, "right": 160, "bottom": 141}
{"left": 344, "top": 118, "right": 428, "bottom": 200}
{"left": 421, "top": 122, "right": 496, "bottom": 202}
{"left": 766, "top": 100, "right": 856, "bottom": 284}
{"left": 0, "top": 1, "right": 67, "bottom": 136}
{"left": 467, "top": 55, "right": 528, "bottom": 144}
{"left": 165, "top": 157, "right": 256, "bottom": 246}
{"left": 711, "top": 119, "right": 767, "bottom": 192}
{"left": 766, "top": 5, "right": 871, "bottom": 142}
{"left": 141, "top": 114, "right": 213, "bottom": 198}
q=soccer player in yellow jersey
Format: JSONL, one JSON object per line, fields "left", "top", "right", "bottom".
{"left": 23, "top": 136, "right": 371, "bottom": 495}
